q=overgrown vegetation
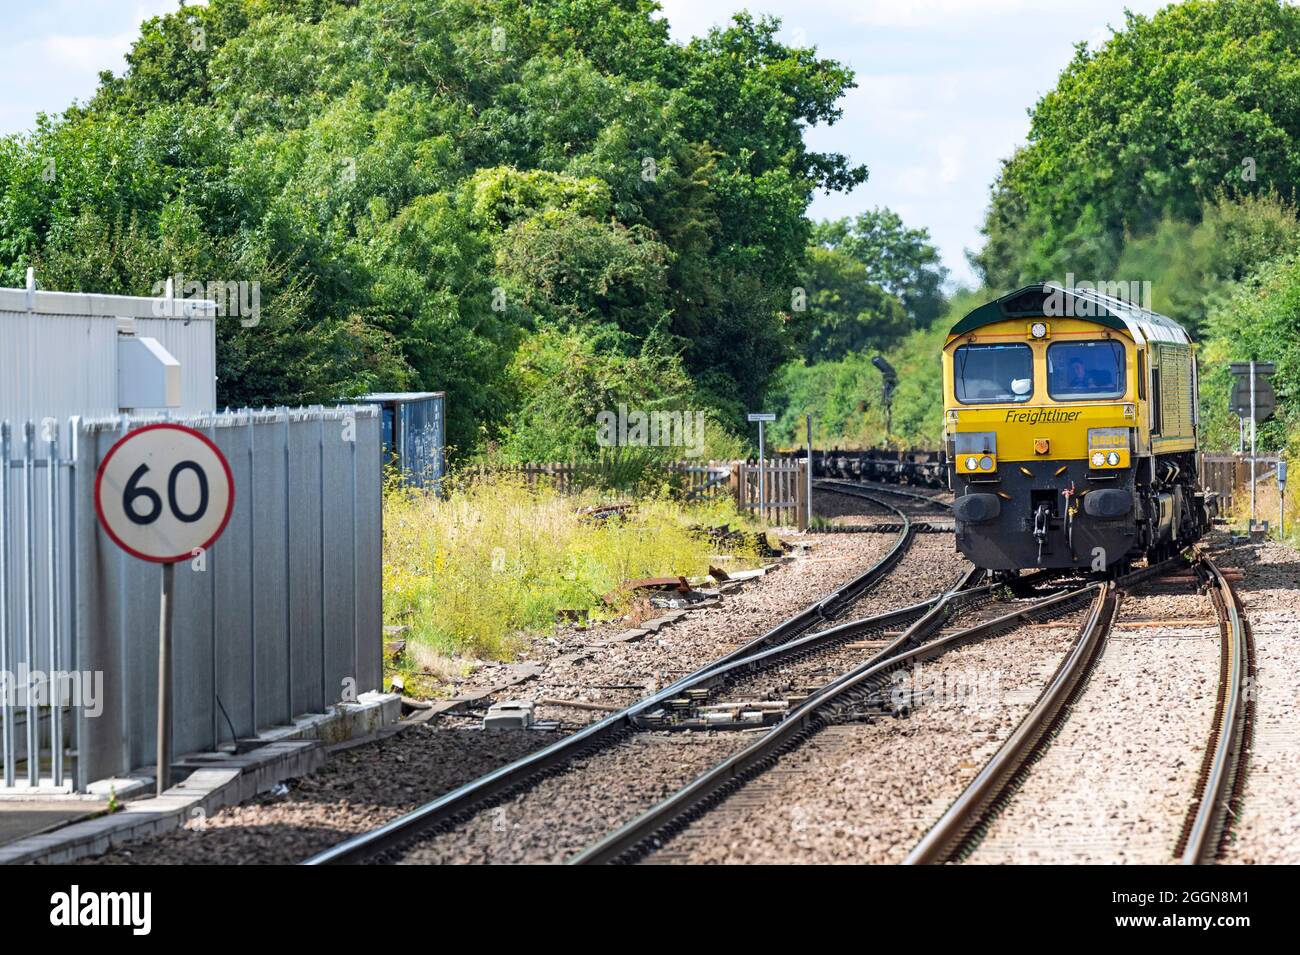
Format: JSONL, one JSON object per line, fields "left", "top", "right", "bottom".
{"left": 0, "top": 0, "right": 868, "bottom": 458}
{"left": 382, "top": 473, "right": 761, "bottom": 671}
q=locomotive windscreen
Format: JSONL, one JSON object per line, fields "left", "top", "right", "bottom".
{"left": 954, "top": 343, "right": 1033, "bottom": 403}
{"left": 1047, "top": 340, "right": 1126, "bottom": 400}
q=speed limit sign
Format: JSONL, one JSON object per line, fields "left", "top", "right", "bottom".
{"left": 94, "top": 423, "right": 235, "bottom": 563}
{"left": 94, "top": 423, "right": 235, "bottom": 796}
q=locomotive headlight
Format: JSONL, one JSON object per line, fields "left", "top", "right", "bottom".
{"left": 1106, "top": 451, "right": 1121, "bottom": 466}
{"left": 1028, "top": 321, "right": 1049, "bottom": 340}
{"left": 1091, "top": 451, "right": 1106, "bottom": 467}
{"left": 954, "top": 433, "right": 996, "bottom": 475}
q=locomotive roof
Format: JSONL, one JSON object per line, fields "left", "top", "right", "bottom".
{"left": 949, "top": 283, "right": 1193, "bottom": 345}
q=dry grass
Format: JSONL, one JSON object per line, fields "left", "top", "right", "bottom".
{"left": 1226, "top": 473, "right": 1297, "bottom": 542}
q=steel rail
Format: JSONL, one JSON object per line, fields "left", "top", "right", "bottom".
{"left": 704, "top": 487, "right": 918, "bottom": 672}
{"left": 570, "top": 570, "right": 1095, "bottom": 865}
{"left": 1177, "top": 553, "right": 1254, "bottom": 865}
{"left": 304, "top": 600, "right": 942, "bottom": 866}
{"left": 815, "top": 477, "right": 952, "bottom": 512}
{"left": 303, "top": 487, "right": 924, "bottom": 864}
{"left": 903, "top": 555, "right": 1186, "bottom": 865}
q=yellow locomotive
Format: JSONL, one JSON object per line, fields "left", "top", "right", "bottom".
{"left": 942, "top": 284, "right": 1212, "bottom": 572}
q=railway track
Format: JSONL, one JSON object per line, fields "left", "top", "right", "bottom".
{"left": 569, "top": 569, "right": 1096, "bottom": 864}
{"left": 304, "top": 476, "right": 1250, "bottom": 867}
{"left": 813, "top": 479, "right": 953, "bottom": 534}
{"left": 302, "top": 483, "right": 949, "bottom": 864}
{"left": 1177, "top": 552, "right": 1255, "bottom": 865}
{"left": 904, "top": 550, "right": 1253, "bottom": 865}
{"left": 816, "top": 478, "right": 951, "bottom": 513}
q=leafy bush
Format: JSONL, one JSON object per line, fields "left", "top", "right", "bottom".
{"left": 1201, "top": 253, "right": 1300, "bottom": 454}
{"left": 490, "top": 324, "right": 743, "bottom": 464}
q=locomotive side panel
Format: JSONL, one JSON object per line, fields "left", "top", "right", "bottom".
{"left": 1149, "top": 342, "right": 1196, "bottom": 453}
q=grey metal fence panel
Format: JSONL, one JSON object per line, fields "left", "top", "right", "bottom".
{"left": 354, "top": 433, "right": 383, "bottom": 697}
{"left": 1, "top": 406, "right": 382, "bottom": 791}
{"left": 212, "top": 416, "right": 256, "bottom": 744}
{"left": 123, "top": 540, "right": 159, "bottom": 776}
{"left": 173, "top": 534, "right": 215, "bottom": 758}
{"left": 288, "top": 413, "right": 325, "bottom": 717}
{"left": 321, "top": 422, "right": 358, "bottom": 703}
{"left": 0, "top": 420, "right": 77, "bottom": 787}
{"left": 249, "top": 413, "right": 291, "bottom": 730}
{"left": 73, "top": 424, "right": 119, "bottom": 787}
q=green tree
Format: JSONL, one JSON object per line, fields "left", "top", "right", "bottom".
{"left": 813, "top": 209, "right": 948, "bottom": 326}
{"left": 0, "top": 0, "right": 866, "bottom": 456}
{"left": 1115, "top": 191, "right": 1300, "bottom": 336}
{"left": 973, "top": 0, "right": 1300, "bottom": 290}
{"left": 795, "top": 246, "right": 910, "bottom": 362}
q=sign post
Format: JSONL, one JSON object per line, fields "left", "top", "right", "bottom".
{"left": 94, "top": 424, "right": 234, "bottom": 797}
{"left": 871, "top": 356, "right": 898, "bottom": 439}
{"left": 805, "top": 413, "right": 814, "bottom": 530}
{"left": 1229, "top": 361, "right": 1277, "bottom": 532}
{"left": 1251, "top": 361, "right": 1257, "bottom": 527}
{"left": 157, "top": 562, "right": 175, "bottom": 797}
{"left": 747, "top": 413, "right": 775, "bottom": 522}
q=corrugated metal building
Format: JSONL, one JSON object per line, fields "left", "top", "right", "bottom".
{"left": 358, "top": 392, "right": 446, "bottom": 488}
{"left": 0, "top": 273, "right": 217, "bottom": 424}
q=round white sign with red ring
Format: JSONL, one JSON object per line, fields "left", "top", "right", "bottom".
{"left": 94, "top": 423, "right": 235, "bottom": 564}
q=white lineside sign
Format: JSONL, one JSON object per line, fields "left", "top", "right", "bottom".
{"left": 94, "top": 423, "right": 235, "bottom": 562}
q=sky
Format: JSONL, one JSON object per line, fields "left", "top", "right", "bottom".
{"left": 0, "top": 0, "right": 1172, "bottom": 287}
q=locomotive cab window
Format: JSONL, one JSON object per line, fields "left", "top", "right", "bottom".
{"left": 1047, "top": 340, "right": 1126, "bottom": 400}
{"left": 953, "top": 343, "right": 1033, "bottom": 404}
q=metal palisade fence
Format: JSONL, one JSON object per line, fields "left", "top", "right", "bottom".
{"left": 0, "top": 406, "right": 382, "bottom": 791}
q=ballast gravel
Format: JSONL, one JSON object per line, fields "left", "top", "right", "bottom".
{"left": 77, "top": 724, "right": 563, "bottom": 865}
{"left": 646, "top": 610, "right": 1084, "bottom": 864}
{"left": 398, "top": 731, "right": 746, "bottom": 864}
{"left": 76, "top": 487, "right": 921, "bottom": 865}
{"left": 1219, "top": 539, "right": 1300, "bottom": 864}
{"left": 967, "top": 584, "right": 1220, "bottom": 864}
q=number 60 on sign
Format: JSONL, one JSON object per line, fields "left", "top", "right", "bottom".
{"left": 94, "top": 423, "right": 235, "bottom": 563}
